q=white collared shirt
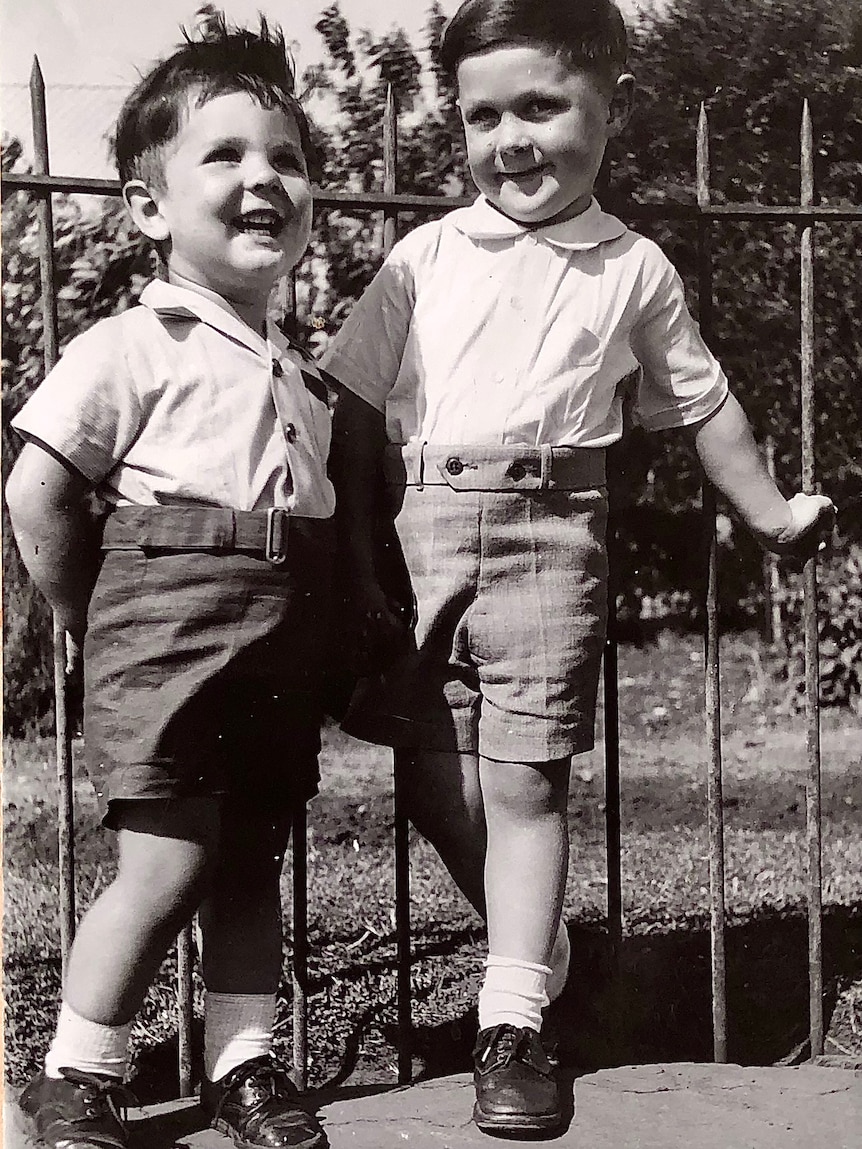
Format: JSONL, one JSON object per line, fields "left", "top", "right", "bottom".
{"left": 322, "top": 196, "right": 728, "bottom": 447}
{"left": 12, "top": 280, "right": 335, "bottom": 517}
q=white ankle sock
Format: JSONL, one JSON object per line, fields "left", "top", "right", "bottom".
{"left": 477, "top": 955, "right": 552, "bottom": 1033}
{"left": 546, "top": 921, "right": 571, "bottom": 1003}
{"left": 44, "top": 1003, "right": 131, "bottom": 1080}
{"left": 204, "top": 992, "right": 276, "bottom": 1082}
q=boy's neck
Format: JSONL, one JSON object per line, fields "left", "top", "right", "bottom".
{"left": 166, "top": 269, "right": 268, "bottom": 337}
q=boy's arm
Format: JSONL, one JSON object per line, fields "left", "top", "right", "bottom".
{"left": 5, "top": 442, "right": 101, "bottom": 641}
{"left": 687, "top": 394, "right": 835, "bottom": 555}
{"left": 330, "top": 388, "right": 405, "bottom": 650}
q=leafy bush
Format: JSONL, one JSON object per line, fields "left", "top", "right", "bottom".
{"left": 778, "top": 543, "right": 862, "bottom": 711}
{"left": 3, "top": 0, "right": 861, "bottom": 728}
{"left": 2, "top": 142, "right": 152, "bottom": 732}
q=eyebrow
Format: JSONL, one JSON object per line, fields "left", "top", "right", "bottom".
{"left": 461, "top": 88, "right": 566, "bottom": 110}
{"left": 201, "top": 134, "right": 304, "bottom": 156}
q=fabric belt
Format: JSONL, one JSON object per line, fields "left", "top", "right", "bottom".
{"left": 101, "top": 505, "right": 328, "bottom": 565}
{"left": 382, "top": 443, "right": 606, "bottom": 492}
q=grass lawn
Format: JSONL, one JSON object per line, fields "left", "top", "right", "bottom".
{"left": 4, "top": 632, "right": 861, "bottom": 1094}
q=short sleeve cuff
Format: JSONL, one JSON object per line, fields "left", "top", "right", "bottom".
{"left": 635, "top": 372, "right": 729, "bottom": 432}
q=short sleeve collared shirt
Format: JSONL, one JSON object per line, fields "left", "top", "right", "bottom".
{"left": 12, "top": 280, "right": 335, "bottom": 518}
{"left": 322, "top": 196, "right": 728, "bottom": 448}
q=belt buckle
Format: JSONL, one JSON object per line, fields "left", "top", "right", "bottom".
{"left": 265, "top": 508, "right": 288, "bottom": 564}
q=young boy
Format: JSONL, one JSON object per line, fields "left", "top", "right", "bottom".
{"left": 8, "top": 18, "right": 331, "bottom": 1149}
{"left": 324, "top": 0, "right": 835, "bottom": 1135}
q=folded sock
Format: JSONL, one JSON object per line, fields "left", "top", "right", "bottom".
{"left": 546, "top": 921, "right": 571, "bottom": 1004}
{"left": 204, "top": 992, "right": 276, "bottom": 1083}
{"left": 477, "top": 955, "right": 552, "bottom": 1034}
{"left": 44, "top": 1002, "right": 131, "bottom": 1080}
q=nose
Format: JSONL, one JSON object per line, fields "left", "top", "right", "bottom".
{"left": 494, "top": 113, "right": 532, "bottom": 161}
{"left": 245, "top": 152, "right": 282, "bottom": 191}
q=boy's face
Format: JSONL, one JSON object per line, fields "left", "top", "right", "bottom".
{"left": 457, "top": 44, "right": 633, "bottom": 227}
{"left": 136, "top": 90, "right": 312, "bottom": 313}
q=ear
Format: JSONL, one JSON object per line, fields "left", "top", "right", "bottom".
{"left": 122, "top": 180, "right": 171, "bottom": 243}
{"left": 607, "top": 73, "right": 635, "bottom": 138}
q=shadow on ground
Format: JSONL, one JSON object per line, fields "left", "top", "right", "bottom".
{"left": 401, "top": 905, "right": 862, "bottom": 1079}
{"left": 6, "top": 905, "right": 860, "bottom": 1105}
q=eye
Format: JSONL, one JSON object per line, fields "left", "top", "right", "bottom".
{"left": 464, "top": 105, "right": 499, "bottom": 131}
{"left": 272, "top": 147, "right": 306, "bottom": 174}
{"left": 204, "top": 145, "right": 241, "bottom": 164}
{"left": 523, "top": 97, "right": 565, "bottom": 121}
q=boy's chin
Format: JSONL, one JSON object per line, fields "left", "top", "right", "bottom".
{"left": 489, "top": 190, "right": 590, "bottom": 228}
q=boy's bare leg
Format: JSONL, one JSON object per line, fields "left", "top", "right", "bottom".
{"left": 401, "top": 750, "right": 569, "bottom": 965}
{"left": 398, "top": 750, "right": 487, "bottom": 917}
{"left": 63, "top": 797, "right": 220, "bottom": 1024}
{"left": 479, "top": 755, "right": 570, "bottom": 966}
{"left": 197, "top": 807, "right": 293, "bottom": 993}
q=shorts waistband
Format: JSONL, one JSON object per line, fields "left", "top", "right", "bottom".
{"left": 101, "top": 505, "right": 331, "bottom": 565}
{"left": 382, "top": 443, "right": 606, "bottom": 492}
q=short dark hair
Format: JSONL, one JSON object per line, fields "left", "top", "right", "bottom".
{"left": 440, "top": 0, "right": 628, "bottom": 88}
{"left": 114, "top": 14, "right": 320, "bottom": 189}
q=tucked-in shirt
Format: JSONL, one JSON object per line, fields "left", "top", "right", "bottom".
{"left": 322, "top": 196, "right": 728, "bottom": 447}
{"left": 13, "top": 280, "right": 335, "bottom": 518}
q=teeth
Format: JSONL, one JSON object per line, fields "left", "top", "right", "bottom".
{"left": 236, "top": 210, "right": 283, "bottom": 235}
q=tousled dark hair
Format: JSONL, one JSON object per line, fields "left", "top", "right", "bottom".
{"left": 114, "top": 14, "right": 320, "bottom": 189}
{"left": 440, "top": 0, "right": 628, "bottom": 88}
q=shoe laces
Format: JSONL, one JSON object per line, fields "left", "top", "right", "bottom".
{"left": 59, "top": 1067, "right": 135, "bottom": 1127}
{"left": 220, "top": 1055, "right": 297, "bottom": 1104}
{"left": 480, "top": 1024, "right": 529, "bottom": 1069}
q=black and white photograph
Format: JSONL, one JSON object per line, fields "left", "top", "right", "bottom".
{"left": 2, "top": 0, "right": 860, "bottom": 1145}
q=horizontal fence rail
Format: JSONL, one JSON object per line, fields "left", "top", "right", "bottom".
{"left": 6, "top": 63, "right": 860, "bottom": 1092}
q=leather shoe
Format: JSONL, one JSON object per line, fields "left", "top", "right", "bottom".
{"left": 200, "top": 1056, "right": 326, "bottom": 1148}
{"left": 472, "top": 1024, "right": 561, "bottom": 1133}
{"left": 19, "top": 1067, "right": 134, "bottom": 1148}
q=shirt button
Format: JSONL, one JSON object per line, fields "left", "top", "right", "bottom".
{"left": 507, "top": 462, "right": 526, "bottom": 481}
{"left": 285, "top": 423, "right": 297, "bottom": 443}
{"left": 445, "top": 457, "right": 464, "bottom": 476}
{"left": 271, "top": 359, "right": 283, "bottom": 377}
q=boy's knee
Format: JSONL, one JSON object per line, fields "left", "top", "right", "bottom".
{"left": 113, "top": 797, "right": 221, "bottom": 909}
{"left": 481, "top": 757, "right": 570, "bottom": 819}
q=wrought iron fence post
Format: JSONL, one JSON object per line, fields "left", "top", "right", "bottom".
{"left": 30, "top": 56, "right": 77, "bottom": 975}
{"left": 799, "top": 99, "right": 824, "bottom": 1060}
{"left": 380, "top": 83, "right": 414, "bottom": 1086}
{"left": 697, "top": 103, "right": 728, "bottom": 1064}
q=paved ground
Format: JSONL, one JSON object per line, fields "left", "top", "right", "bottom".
{"left": 5, "top": 1063, "right": 861, "bottom": 1149}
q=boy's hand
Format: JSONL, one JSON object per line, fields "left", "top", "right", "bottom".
{"left": 763, "top": 492, "right": 836, "bottom": 557}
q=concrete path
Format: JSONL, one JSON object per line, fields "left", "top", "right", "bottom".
{"left": 6, "top": 1063, "right": 861, "bottom": 1149}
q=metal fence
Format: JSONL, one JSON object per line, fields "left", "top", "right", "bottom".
{"left": 4, "top": 60, "right": 861, "bottom": 1095}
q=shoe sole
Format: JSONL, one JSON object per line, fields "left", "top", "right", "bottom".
{"left": 211, "top": 1115, "right": 327, "bottom": 1149}
{"left": 472, "top": 1102, "right": 562, "bottom": 1134}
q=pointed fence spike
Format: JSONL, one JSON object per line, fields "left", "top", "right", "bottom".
{"left": 800, "top": 99, "right": 814, "bottom": 208}
{"left": 30, "top": 55, "right": 45, "bottom": 92}
{"left": 696, "top": 103, "right": 710, "bottom": 208}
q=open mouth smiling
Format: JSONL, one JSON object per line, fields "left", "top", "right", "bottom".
{"left": 233, "top": 208, "right": 285, "bottom": 238}
{"left": 499, "top": 166, "right": 547, "bottom": 186}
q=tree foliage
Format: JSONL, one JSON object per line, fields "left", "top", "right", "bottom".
{"left": 3, "top": 0, "right": 861, "bottom": 727}
{"left": 2, "top": 143, "right": 152, "bottom": 731}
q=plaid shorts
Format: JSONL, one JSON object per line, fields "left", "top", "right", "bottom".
{"left": 343, "top": 444, "right": 609, "bottom": 762}
{"left": 83, "top": 507, "right": 335, "bottom": 825}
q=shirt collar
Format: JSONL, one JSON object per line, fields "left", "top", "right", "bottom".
{"left": 139, "top": 279, "right": 273, "bottom": 357}
{"left": 447, "top": 195, "right": 627, "bottom": 250}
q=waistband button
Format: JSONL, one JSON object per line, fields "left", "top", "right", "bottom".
{"left": 445, "top": 457, "right": 464, "bottom": 476}
{"left": 507, "top": 462, "right": 526, "bottom": 481}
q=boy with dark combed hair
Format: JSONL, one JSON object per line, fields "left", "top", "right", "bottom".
{"left": 9, "top": 16, "right": 329, "bottom": 1149}
{"left": 325, "top": 0, "right": 835, "bottom": 1135}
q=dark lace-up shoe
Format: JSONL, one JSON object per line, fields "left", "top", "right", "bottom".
{"left": 200, "top": 1056, "right": 327, "bottom": 1148}
{"left": 19, "top": 1067, "right": 134, "bottom": 1148}
{"left": 472, "top": 1024, "right": 562, "bottom": 1134}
